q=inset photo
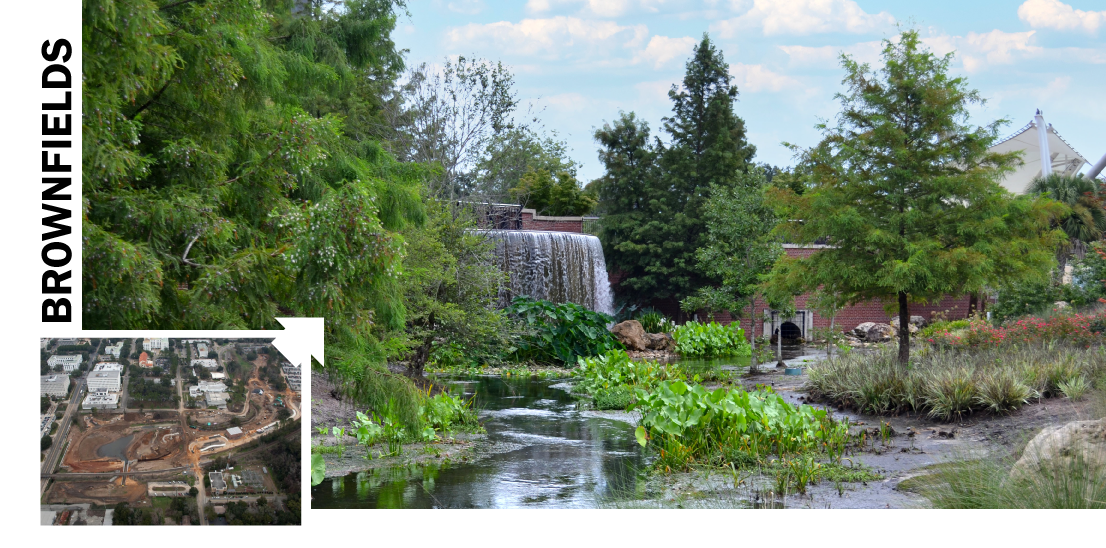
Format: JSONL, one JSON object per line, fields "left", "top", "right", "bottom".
{"left": 40, "top": 338, "right": 302, "bottom": 525}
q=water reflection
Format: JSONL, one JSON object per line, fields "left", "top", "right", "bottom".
{"left": 312, "top": 376, "right": 648, "bottom": 509}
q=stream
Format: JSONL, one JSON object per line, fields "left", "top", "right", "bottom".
{"left": 312, "top": 376, "right": 648, "bottom": 508}
{"left": 311, "top": 345, "right": 935, "bottom": 509}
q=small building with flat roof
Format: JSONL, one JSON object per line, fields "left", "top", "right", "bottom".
{"left": 41, "top": 374, "right": 70, "bottom": 398}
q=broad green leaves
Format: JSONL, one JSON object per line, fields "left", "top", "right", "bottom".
{"left": 506, "top": 297, "right": 620, "bottom": 365}
{"left": 673, "top": 321, "right": 751, "bottom": 358}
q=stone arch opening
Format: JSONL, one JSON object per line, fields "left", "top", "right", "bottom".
{"left": 780, "top": 321, "right": 802, "bottom": 341}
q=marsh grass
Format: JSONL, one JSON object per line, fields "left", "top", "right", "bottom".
{"left": 807, "top": 344, "right": 1106, "bottom": 419}
{"left": 918, "top": 452, "right": 1106, "bottom": 509}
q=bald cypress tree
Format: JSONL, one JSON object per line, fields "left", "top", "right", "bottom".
{"left": 764, "top": 30, "right": 1067, "bottom": 364}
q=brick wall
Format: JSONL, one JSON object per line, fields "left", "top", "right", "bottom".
{"left": 520, "top": 210, "right": 585, "bottom": 232}
{"left": 523, "top": 218, "right": 973, "bottom": 334}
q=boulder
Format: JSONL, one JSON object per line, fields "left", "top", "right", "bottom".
{"left": 645, "top": 332, "right": 674, "bottom": 351}
{"left": 891, "top": 316, "right": 928, "bottom": 329}
{"left": 1010, "top": 417, "right": 1106, "bottom": 481}
{"left": 611, "top": 320, "right": 648, "bottom": 351}
{"left": 853, "top": 322, "right": 878, "bottom": 338}
{"left": 864, "top": 323, "right": 896, "bottom": 342}
{"left": 1054, "top": 301, "right": 1070, "bottom": 310}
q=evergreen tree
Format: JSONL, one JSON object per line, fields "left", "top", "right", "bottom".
{"left": 83, "top": 0, "right": 426, "bottom": 425}
{"left": 764, "top": 30, "right": 1067, "bottom": 364}
{"left": 595, "top": 35, "right": 754, "bottom": 305}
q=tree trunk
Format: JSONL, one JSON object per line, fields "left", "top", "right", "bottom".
{"left": 828, "top": 312, "right": 836, "bottom": 363}
{"left": 747, "top": 305, "right": 757, "bottom": 373}
{"left": 897, "top": 291, "right": 910, "bottom": 364}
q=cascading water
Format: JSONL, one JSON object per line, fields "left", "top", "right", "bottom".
{"left": 482, "top": 230, "right": 614, "bottom": 315}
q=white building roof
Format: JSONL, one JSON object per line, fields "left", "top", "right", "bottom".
{"left": 992, "top": 117, "right": 1090, "bottom": 194}
{"left": 93, "top": 363, "right": 124, "bottom": 372}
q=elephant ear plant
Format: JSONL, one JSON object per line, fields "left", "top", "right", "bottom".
{"left": 506, "top": 297, "right": 621, "bottom": 365}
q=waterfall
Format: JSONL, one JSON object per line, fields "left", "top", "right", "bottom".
{"left": 482, "top": 230, "right": 614, "bottom": 315}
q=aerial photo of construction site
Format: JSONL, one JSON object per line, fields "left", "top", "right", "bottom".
{"left": 39, "top": 338, "right": 303, "bottom": 525}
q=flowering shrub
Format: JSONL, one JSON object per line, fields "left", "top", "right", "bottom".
{"left": 927, "top": 313, "right": 1103, "bottom": 349}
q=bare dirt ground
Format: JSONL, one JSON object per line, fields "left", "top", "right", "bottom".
{"left": 47, "top": 479, "right": 147, "bottom": 505}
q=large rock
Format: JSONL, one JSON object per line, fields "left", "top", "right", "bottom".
{"left": 852, "top": 322, "right": 878, "bottom": 338}
{"left": 611, "top": 320, "right": 648, "bottom": 351}
{"left": 890, "top": 316, "right": 927, "bottom": 329}
{"left": 645, "top": 332, "right": 674, "bottom": 351}
{"left": 864, "top": 323, "right": 896, "bottom": 342}
{"left": 1010, "top": 417, "right": 1106, "bottom": 481}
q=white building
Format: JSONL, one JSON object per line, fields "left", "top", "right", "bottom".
{"left": 104, "top": 341, "right": 124, "bottom": 358}
{"left": 41, "top": 374, "right": 70, "bottom": 398}
{"left": 196, "top": 342, "right": 211, "bottom": 357}
{"left": 189, "top": 381, "right": 227, "bottom": 398}
{"left": 191, "top": 358, "right": 218, "bottom": 370}
{"left": 40, "top": 338, "right": 50, "bottom": 350}
{"left": 87, "top": 368, "right": 121, "bottom": 393}
{"left": 82, "top": 391, "right": 118, "bottom": 410}
{"left": 143, "top": 338, "right": 169, "bottom": 351}
{"left": 93, "top": 363, "right": 124, "bottom": 372}
{"left": 47, "top": 354, "right": 82, "bottom": 372}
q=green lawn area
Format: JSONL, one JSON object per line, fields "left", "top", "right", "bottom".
{"left": 150, "top": 496, "right": 173, "bottom": 509}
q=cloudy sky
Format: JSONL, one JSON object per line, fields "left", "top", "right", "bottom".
{"left": 393, "top": 0, "right": 1106, "bottom": 182}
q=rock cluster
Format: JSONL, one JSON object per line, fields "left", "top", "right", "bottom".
{"left": 842, "top": 316, "right": 928, "bottom": 346}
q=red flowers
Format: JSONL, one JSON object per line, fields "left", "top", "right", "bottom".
{"left": 928, "top": 313, "right": 1102, "bottom": 349}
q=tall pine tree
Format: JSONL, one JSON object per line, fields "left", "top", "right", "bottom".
{"left": 595, "top": 34, "right": 755, "bottom": 306}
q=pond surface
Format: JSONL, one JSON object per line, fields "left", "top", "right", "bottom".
{"left": 311, "top": 377, "right": 648, "bottom": 509}
{"left": 96, "top": 433, "right": 134, "bottom": 461}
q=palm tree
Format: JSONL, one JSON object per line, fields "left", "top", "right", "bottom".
{"left": 1027, "top": 173, "right": 1106, "bottom": 264}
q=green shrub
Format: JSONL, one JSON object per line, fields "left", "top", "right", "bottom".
{"left": 632, "top": 380, "right": 849, "bottom": 470}
{"left": 506, "top": 297, "right": 621, "bottom": 365}
{"left": 574, "top": 349, "right": 684, "bottom": 409}
{"left": 636, "top": 310, "right": 673, "bottom": 333}
{"left": 925, "top": 367, "right": 977, "bottom": 421}
{"left": 975, "top": 369, "right": 1033, "bottom": 413}
{"left": 673, "top": 321, "right": 751, "bottom": 358}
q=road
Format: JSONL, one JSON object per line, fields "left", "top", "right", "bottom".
{"left": 174, "top": 345, "right": 209, "bottom": 526}
{"left": 40, "top": 376, "right": 86, "bottom": 495}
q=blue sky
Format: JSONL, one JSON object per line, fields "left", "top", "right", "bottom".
{"left": 392, "top": 0, "right": 1106, "bottom": 183}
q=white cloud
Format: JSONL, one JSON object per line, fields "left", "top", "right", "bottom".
{"left": 633, "top": 35, "right": 698, "bottom": 68}
{"left": 634, "top": 79, "right": 678, "bottom": 103}
{"left": 711, "top": 0, "right": 895, "bottom": 37}
{"left": 445, "top": 17, "right": 649, "bottom": 59}
{"left": 526, "top": 0, "right": 676, "bottom": 17}
{"left": 728, "top": 63, "right": 800, "bottom": 92}
{"left": 1035, "top": 76, "right": 1072, "bottom": 101}
{"left": 778, "top": 40, "right": 884, "bottom": 67}
{"left": 1018, "top": 0, "right": 1105, "bottom": 33}
{"left": 447, "top": 0, "right": 486, "bottom": 15}
{"left": 957, "top": 30, "right": 1042, "bottom": 72}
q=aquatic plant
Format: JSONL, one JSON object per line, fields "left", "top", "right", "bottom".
{"left": 673, "top": 321, "right": 751, "bottom": 358}
{"left": 311, "top": 454, "right": 326, "bottom": 487}
{"left": 631, "top": 380, "right": 849, "bottom": 470}
{"left": 506, "top": 296, "right": 621, "bottom": 365}
{"left": 574, "top": 349, "right": 685, "bottom": 409}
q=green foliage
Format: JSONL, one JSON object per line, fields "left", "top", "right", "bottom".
{"left": 573, "top": 349, "right": 686, "bottom": 409}
{"left": 42, "top": 436, "right": 53, "bottom": 451}
{"left": 683, "top": 167, "right": 782, "bottom": 318}
{"left": 635, "top": 310, "right": 672, "bottom": 333}
{"left": 1027, "top": 173, "right": 1106, "bottom": 252}
{"left": 506, "top": 297, "right": 620, "bottom": 365}
{"left": 509, "top": 168, "right": 596, "bottom": 216}
{"left": 765, "top": 29, "right": 1067, "bottom": 364}
{"left": 673, "top": 321, "right": 751, "bottom": 358}
{"left": 472, "top": 127, "right": 580, "bottom": 204}
{"left": 595, "top": 34, "right": 755, "bottom": 304}
{"left": 310, "top": 454, "right": 326, "bottom": 487}
{"left": 400, "top": 199, "right": 508, "bottom": 375}
{"left": 632, "top": 380, "right": 849, "bottom": 471}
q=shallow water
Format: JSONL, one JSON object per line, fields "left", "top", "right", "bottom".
{"left": 96, "top": 433, "right": 134, "bottom": 461}
{"left": 312, "top": 377, "right": 648, "bottom": 509}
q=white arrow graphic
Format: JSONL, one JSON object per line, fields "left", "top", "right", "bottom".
{"left": 272, "top": 317, "right": 325, "bottom": 368}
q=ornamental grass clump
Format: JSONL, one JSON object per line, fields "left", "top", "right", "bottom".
{"left": 806, "top": 345, "right": 1106, "bottom": 420}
